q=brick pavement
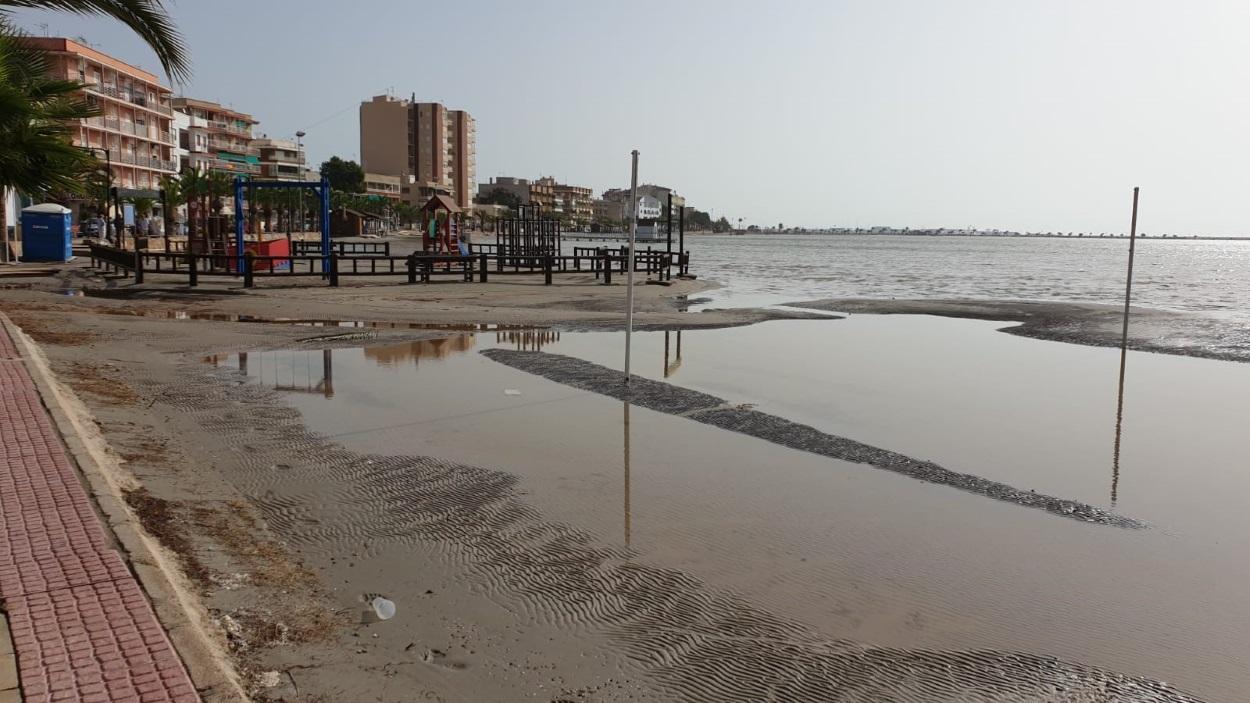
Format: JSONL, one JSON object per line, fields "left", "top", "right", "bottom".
{"left": 0, "top": 324, "right": 199, "bottom": 702}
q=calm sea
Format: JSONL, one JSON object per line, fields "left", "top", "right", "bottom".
{"left": 649, "top": 234, "right": 1250, "bottom": 320}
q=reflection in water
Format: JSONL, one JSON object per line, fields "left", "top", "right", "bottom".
{"left": 496, "top": 330, "right": 561, "bottom": 351}
{"left": 664, "top": 330, "right": 683, "bottom": 378}
{"left": 205, "top": 349, "right": 338, "bottom": 398}
{"left": 1112, "top": 344, "right": 1127, "bottom": 506}
{"left": 623, "top": 400, "right": 632, "bottom": 547}
{"left": 363, "top": 335, "right": 477, "bottom": 366}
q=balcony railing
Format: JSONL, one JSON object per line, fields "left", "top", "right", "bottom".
{"left": 214, "top": 160, "right": 260, "bottom": 175}
{"left": 262, "top": 152, "right": 304, "bottom": 164}
{"left": 89, "top": 116, "right": 175, "bottom": 146}
{"left": 83, "top": 82, "right": 171, "bottom": 116}
{"left": 206, "top": 119, "right": 252, "bottom": 137}
{"left": 209, "top": 137, "right": 258, "bottom": 155}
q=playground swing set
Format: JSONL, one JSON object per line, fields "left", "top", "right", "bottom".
{"left": 230, "top": 176, "right": 332, "bottom": 272}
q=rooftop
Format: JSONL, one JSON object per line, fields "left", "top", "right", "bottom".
{"left": 25, "top": 36, "right": 169, "bottom": 90}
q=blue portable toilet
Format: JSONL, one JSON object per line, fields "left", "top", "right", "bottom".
{"left": 20, "top": 203, "right": 73, "bottom": 262}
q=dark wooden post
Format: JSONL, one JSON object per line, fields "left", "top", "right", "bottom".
{"left": 544, "top": 255, "right": 553, "bottom": 285}
{"left": 133, "top": 248, "right": 144, "bottom": 284}
{"left": 406, "top": 253, "right": 417, "bottom": 284}
{"left": 329, "top": 252, "right": 339, "bottom": 287}
{"left": 666, "top": 193, "right": 673, "bottom": 257}
{"left": 188, "top": 253, "right": 198, "bottom": 287}
{"left": 603, "top": 250, "right": 612, "bottom": 285}
{"left": 243, "top": 251, "right": 255, "bottom": 288}
{"left": 479, "top": 253, "right": 488, "bottom": 282}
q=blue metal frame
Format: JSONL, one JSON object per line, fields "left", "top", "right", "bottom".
{"left": 234, "top": 177, "right": 332, "bottom": 273}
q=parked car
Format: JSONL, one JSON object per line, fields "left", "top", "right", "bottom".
{"left": 81, "top": 219, "right": 101, "bottom": 237}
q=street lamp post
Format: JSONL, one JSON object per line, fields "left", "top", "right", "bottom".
{"left": 295, "top": 131, "right": 306, "bottom": 233}
{"left": 83, "top": 146, "right": 116, "bottom": 243}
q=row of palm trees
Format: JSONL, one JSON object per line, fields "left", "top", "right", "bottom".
{"left": 1, "top": 0, "right": 189, "bottom": 250}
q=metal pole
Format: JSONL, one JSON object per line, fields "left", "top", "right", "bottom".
{"left": 1120, "top": 187, "right": 1140, "bottom": 349}
{"left": 233, "top": 177, "right": 245, "bottom": 274}
{"left": 296, "top": 131, "right": 306, "bottom": 233}
{"left": 624, "top": 150, "right": 639, "bottom": 384}
{"left": 1112, "top": 186, "right": 1139, "bottom": 506}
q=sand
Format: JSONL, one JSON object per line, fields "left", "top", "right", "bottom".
{"left": 790, "top": 298, "right": 1250, "bottom": 363}
{"left": 0, "top": 262, "right": 1220, "bottom": 701}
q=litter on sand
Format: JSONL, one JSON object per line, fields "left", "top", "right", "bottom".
{"left": 504, "top": 389, "right": 522, "bottom": 396}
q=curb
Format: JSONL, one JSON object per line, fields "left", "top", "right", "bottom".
{"left": 0, "top": 313, "right": 249, "bottom": 702}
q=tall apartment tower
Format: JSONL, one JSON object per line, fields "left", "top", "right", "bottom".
{"left": 359, "top": 95, "right": 476, "bottom": 210}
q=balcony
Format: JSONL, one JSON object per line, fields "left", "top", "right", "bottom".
{"left": 206, "top": 120, "right": 252, "bottom": 137}
{"left": 262, "top": 151, "right": 304, "bottom": 164}
{"left": 83, "top": 82, "right": 171, "bottom": 116}
{"left": 107, "top": 151, "right": 176, "bottom": 172}
{"left": 213, "top": 160, "right": 260, "bottom": 175}
{"left": 209, "top": 137, "right": 258, "bottom": 155}
{"left": 88, "top": 116, "right": 174, "bottom": 145}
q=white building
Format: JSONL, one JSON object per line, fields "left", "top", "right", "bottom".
{"left": 635, "top": 195, "right": 662, "bottom": 221}
{"left": 172, "top": 109, "right": 190, "bottom": 173}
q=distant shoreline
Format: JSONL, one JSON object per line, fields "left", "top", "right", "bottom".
{"left": 567, "top": 231, "right": 1249, "bottom": 241}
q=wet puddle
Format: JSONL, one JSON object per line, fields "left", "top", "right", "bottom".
{"left": 211, "top": 317, "right": 1250, "bottom": 700}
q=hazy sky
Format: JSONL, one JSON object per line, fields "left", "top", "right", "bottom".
{"left": 14, "top": 1, "right": 1250, "bottom": 235}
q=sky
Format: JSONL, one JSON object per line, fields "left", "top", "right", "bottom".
{"left": 13, "top": 0, "right": 1250, "bottom": 236}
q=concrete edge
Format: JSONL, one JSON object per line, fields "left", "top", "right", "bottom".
{"left": 0, "top": 313, "right": 250, "bottom": 703}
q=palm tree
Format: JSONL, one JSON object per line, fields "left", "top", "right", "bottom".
{"left": 130, "top": 195, "right": 153, "bottom": 217}
{"left": 175, "top": 167, "right": 205, "bottom": 240}
{"left": 1, "top": 1, "right": 189, "bottom": 257}
{"left": 158, "top": 172, "right": 182, "bottom": 236}
{"left": 0, "top": 1, "right": 190, "bottom": 82}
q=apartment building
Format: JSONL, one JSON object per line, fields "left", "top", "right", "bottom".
{"left": 173, "top": 97, "right": 259, "bottom": 177}
{"left": 550, "top": 180, "right": 593, "bottom": 225}
{"left": 364, "top": 173, "right": 402, "bottom": 202}
{"left": 252, "top": 137, "right": 306, "bottom": 181}
{"left": 27, "top": 37, "right": 177, "bottom": 197}
{"left": 359, "top": 95, "right": 476, "bottom": 209}
{"left": 528, "top": 177, "right": 555, "bottom": 211}
{"left": 477, "top": 177, "right": 531, "bottom": 205}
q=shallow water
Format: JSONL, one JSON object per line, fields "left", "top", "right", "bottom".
{"left": 216, "top": 318, "right": 1250, "bottom": 700}
{"left": 566, "top": 234, "right": 1250, "bottom": 319}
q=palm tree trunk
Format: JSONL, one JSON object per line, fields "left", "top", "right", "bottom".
{"left": 1, "top": 192, "right": 9, "bottom": 263}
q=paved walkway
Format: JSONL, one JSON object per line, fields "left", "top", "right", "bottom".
{"left": 0, "top": 324, "right": 198, "bottom": 702}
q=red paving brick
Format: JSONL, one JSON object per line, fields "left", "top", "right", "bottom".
{"left": 0, "top": 324, "right": 200, "bottom": 702}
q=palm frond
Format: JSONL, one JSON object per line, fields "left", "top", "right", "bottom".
{"left": 0, "top": 0, "right": 189, "bottom": 81}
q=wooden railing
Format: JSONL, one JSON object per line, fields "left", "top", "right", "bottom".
{"left": 86, "top": 242, "right": 689, "bottom": 289}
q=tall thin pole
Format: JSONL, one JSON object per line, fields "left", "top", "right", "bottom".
{"left": 1120, "top": 187, "right": 1140, "bottom": 348}
{"left": 1112, "top": 186, "right": 1139, "bottom": 506}
{"left": 296, "top": 131, "right": 306, "bottom": 233}
{"left": 666, "top": 192, "right": 673, "bottom": 256}
{"left": 624, "top": 150, "right": 639, "bottom": 383}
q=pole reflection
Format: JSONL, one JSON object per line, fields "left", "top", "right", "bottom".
{"left": 623, "top": 399, "right": 632, "bottom": 548}
{"left": 663, "top": 330, "right": 683, "bottom": 378}
{"left": 1111, "top": 344, "right": 1126, "bottom": 506}
{"left": 496, "top": 329, "right": 561, "bottom": 351}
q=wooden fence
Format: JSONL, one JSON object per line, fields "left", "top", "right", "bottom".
{"left": 87, "top": 242, "right": 690, "bottom": 289}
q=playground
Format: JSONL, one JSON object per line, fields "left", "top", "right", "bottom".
{"left": 82, "top": 177, "right": 692, "bottom": 290}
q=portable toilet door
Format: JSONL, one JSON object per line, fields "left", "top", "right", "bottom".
{"left": 20, "top": 203, "right": 73, "bottom": 262}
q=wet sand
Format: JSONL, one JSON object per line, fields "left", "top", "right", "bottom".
{"left": 790, "top": 298, "right": 1250, "bottom": 362}
{"left": 2, "top": 270, "right": 1245, "bottom": 700}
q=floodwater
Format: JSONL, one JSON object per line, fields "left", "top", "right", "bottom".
{"left": 215, "top": 317, "right": 1250, "bottom": 700}
{"left": 565, "top": 234, "right": 1250, "bottom": 319}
